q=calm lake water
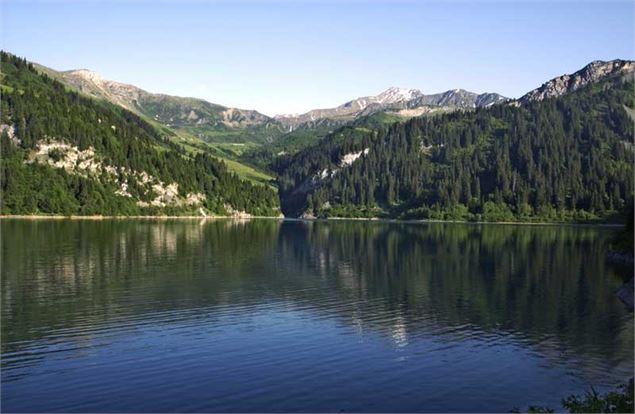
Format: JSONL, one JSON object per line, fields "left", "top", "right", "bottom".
{"left": 1, "top": 219, "right": 633, "bottom": 412}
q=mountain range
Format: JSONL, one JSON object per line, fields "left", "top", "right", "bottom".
{"left": 276, "top": 59, "right": 634, "bottom": 219}
{"left": 274, "top": 87, "right": 508, "bottom": 129}
{"left": 1, "top": 51, "right": 633, "bottom": 220}
{"left": 35, "top": 65, "right": 283, "bottom": 144}
{"left": 35, "top": 61, "right": 511, "bottom": 142}
{"left": 34, "top": 58, "right": 635, "bottom": 150}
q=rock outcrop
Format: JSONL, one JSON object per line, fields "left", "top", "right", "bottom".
{"left": 28, "top": 139, "right": 206, "bottom": 209}
{"left": 518, "top": 59, "right": 635, "bottom": 104}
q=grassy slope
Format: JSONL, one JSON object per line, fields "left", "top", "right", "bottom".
{"left": 165, "top": 129, "right": 275, "bottom": 186}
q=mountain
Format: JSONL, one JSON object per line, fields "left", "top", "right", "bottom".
{"left": 274, "top": 87, "right": 507, "bottom": 129}
{"left": 518, "top": 59, "right": 635, "bottom": 104}
{"left": 33, "top": 62, "right": 283, "bottom": 185}
{"left": 35, "top": 65, "right": 285, "bottom": 144}
{"left": 4, "top": 52, "right": 633, "bottom": 221}
{"left": 37, "top": 62, "right": 509, "bottom": 159}
{"left": 277, "top": 60, "right": 634, "bottom": 221}
{"left": 0, "top": 52, "right": 280, "bottom": 216}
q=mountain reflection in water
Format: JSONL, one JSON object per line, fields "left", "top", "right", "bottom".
{"left": 2, "top": 219, "right": 632, "bottom": 412}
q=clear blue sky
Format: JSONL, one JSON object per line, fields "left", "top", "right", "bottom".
{"left": 2, "top": 0, "right": 633, "bottom": 116}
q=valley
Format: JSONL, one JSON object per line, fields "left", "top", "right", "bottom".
{"left": 1, "top": 52, "right": 633, "bottom": 223}
{"left": 3, "top": 2, "right": 634, "bottom": 413}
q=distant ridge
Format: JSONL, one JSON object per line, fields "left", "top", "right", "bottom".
{"left": 275, "top": 87, "right": 507, "bottom": 129}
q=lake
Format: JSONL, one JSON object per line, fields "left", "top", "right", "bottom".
{"left": 1, "top": 219, "right": 633, "bottom": 412}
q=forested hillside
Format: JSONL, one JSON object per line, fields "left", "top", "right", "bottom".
{"left": 242, "top": 112, "right": 404, "bottom": 172}
{"left": 0, "top": 52, "right": 280, "bottom": 216}
{"left": 2, "top": 51, "right": 633, "bottom": 222}
{"left": 278, "top": 72, "right": 634, "bottom": 221}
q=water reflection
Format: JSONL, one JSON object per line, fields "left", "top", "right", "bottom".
{"left": 278, "top": 222, "right": 631, "bottom": 350}
{"left": 1, "top": 219, "right": 632, "bottom": 412}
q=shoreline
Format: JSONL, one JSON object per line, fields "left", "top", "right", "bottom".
{"left": 320, "top": 216, "right": 623, "bottom": 227}
{"left": 0, "top": 214, "right": 623, "bottom": 227}
{"left": 0, "top": 215, "right": 284, "bottom": 220}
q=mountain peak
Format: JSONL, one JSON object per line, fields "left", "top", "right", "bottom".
{"left": 65, "top": 69, "right": 103, "bottom": 83}
{"left": 376, "top": 87, "right": 423, "bottom": 104}
{"left": 519, "top": 59, "right": 635, "bottom": 104}
{"left": 274, "top": 86, "right": 506, "bottom": 128}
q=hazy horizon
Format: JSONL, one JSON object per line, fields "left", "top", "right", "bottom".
{"left": 3, "top": 0, "right": 633, "bottom": 116}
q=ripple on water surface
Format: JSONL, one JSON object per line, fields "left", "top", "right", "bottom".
{"left": 1, "top": 219, "right": 633, "bottom": 412}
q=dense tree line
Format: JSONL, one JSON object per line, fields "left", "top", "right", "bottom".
{"left": 278, "top": 74, "right": 634, "bottom": 221}
{"left": 0, "top": 52, "right": 279, "bottom": 216}
{"left": 2, "top": 50, "right": 632, "bottom": 221}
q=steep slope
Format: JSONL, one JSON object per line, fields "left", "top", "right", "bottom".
{"left": 32, "top": 62, "right": 279, "bottom": 185}
{"left": 38, "top": 65, "right": 285, "bottom": 144}
{"left": 278, "top": 64, "right": 634, "bottom": 221}
{"left": 518, "top": 59, "right": 635, "bottom": 104}
{"left": 0, "top": 52, "right": 280, "bottom": 216}
{"left": 275, "top": 87, "right": 507, "bottom": 129}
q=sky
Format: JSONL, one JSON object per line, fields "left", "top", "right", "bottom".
{"left": 2, "top": 0, "right": 633, "bottom": 116}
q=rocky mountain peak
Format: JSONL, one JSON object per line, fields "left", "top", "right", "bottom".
{"left": 274, "top": 86, "right": 506, "bottom": 129}
{"left": 519, "top": 59, "right": 635, "bottom": 104}
{"left": 375, "top": 87, "right": 423, "bottom": 104}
